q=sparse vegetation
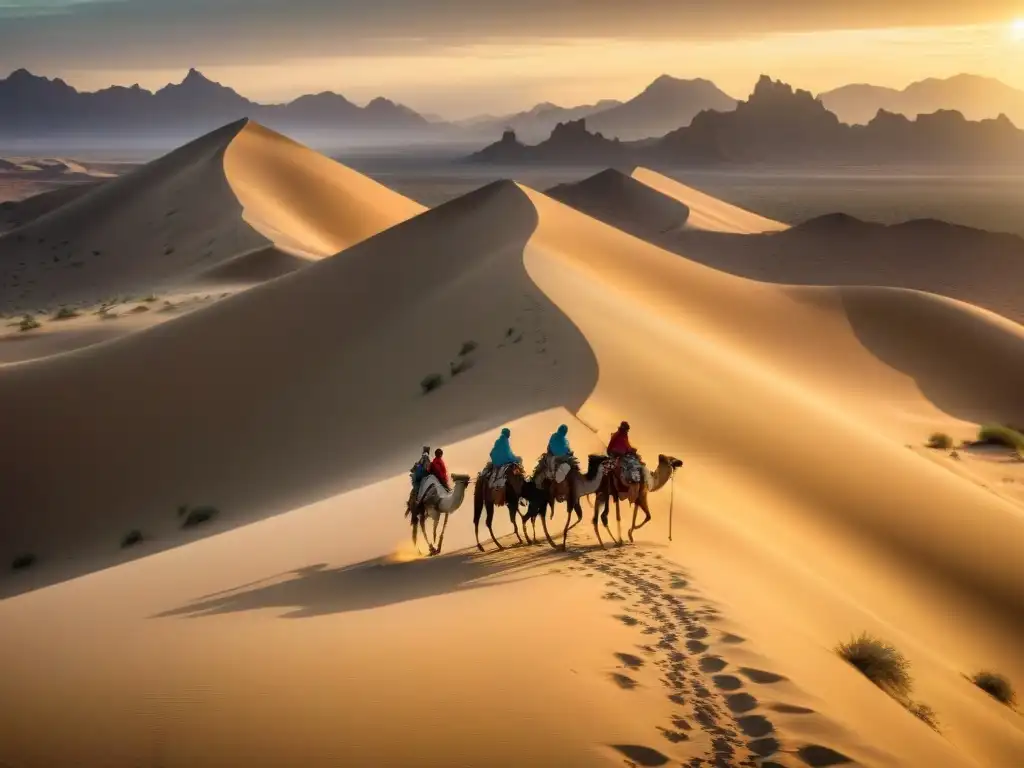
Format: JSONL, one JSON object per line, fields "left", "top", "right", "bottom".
{"left": 836, "top": 633, "right": 912, "bottom": 697}
{"left": 121, "top": 530, "right": 144, "bottom": 548}
{"left": 908, "top": 701, "right": 939, "bottom": 730}
{"left": 143, "top": 294, "right": 158, "bottom": 303}
{"left": 450, "top": 357, "right": 473, "bottom": 377}
{"left": 11, "top": 553, "right": 35, "bottom": 571}
{"left": 926, "top": 432, "right": 952, "bottom": 450}
{"left": 130, "top": 305, "right": 150, "bottom": 314}
{"left": 52, "top": 306, "right": 79, "bottom": 320}
{"left": 458, "top": 340, "right": 478, "bottom": 356}
{"left": 99, "top": 310, "right": 119, "bottom": 320}
{"left": 420, "top": 373, "right": 444, "bottom": 393}
{"left": 837, "top": 633, "right": 939, "bottom": 730}
{"left": 972, "top": 672, "right": 1017, "bottom": 707}
{"left": 976, "top": 424, "right": 1024, "bottom": 451}
{"left": 181, "top": 505, "right": 219, "bottom": 529}
{"left": 18, "top": 314, "right": 40, "bottom": 332}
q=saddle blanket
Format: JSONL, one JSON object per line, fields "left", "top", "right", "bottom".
{"left": 611, "top": 455, "right": 646, "bottom": 486}
{"left": 532, "top": 453, "right": 578, "bottom": 484}
{"left": 481, "top": 462, "right": 518, "bottom": 489}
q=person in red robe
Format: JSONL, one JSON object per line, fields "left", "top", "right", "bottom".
{"left": 607, "top": 421, "right": 636, "bottom": 457}
{"left": 430, "top": 448, "right": 451, "bottom": 491}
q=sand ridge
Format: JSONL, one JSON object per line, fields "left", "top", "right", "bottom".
{"left": 0, "top": 124, "right": 1022, "bottom": 768}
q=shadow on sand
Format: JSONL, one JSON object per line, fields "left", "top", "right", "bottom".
{"left": 154, "top": 544, "right": 559, "bottom": 620}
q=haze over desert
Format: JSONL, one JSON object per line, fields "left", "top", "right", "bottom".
{"left": 1, "top": 5, "right": 1023, "bottom": 768}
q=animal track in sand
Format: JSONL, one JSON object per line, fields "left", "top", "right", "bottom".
{"left": 738, "top": 667, "right": 789, "bottom": 685}
{"left": 575, "top": 549, "right": 772, "bottom": 766}
{"left": 609, "top": 743, "right": 671, "bottom": 766}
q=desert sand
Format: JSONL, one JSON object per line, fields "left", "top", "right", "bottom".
{"left": 0, "top": 121, "right": 1022, "bottom": 768}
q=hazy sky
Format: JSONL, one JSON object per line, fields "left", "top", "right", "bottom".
{"left": 2, "top": 1, "right": 1024, "bottom": 117}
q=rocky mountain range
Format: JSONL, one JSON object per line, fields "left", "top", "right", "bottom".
{"left": 468, "top": 76, "right": 1024, "bottom": 167}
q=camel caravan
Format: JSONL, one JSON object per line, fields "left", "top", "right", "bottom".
{"left": 404, "top": 422, "right": 683, "bottom": 556}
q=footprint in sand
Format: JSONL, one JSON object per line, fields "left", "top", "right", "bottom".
{"left": 687, "top": 626, "right": 709, "bottom": 640}
{"left": 657, "top": 726, "right": 690, "bottom": 743}
{"left": 686, "top": 639, "right": 709, "bottom": 654}
{"left": 615, "top": 614, "right": 640, "bottom": 626}
{"left": 712, "top": 674, "right": 743, "bottom": 692}
{"left": 699, "top": 656, "right": 728, "bottom": 674}
{"left": 769, "top": 702, "right": 815, "bottom": 715}
{"left": 720, "top": 632, "right": 746, "bottom": 644}
{"left": 738, "top": 667, "right": 788, "bottom": 685}
{"left": 726, "top": 692, "right": 758, "bottom": 713}
{"left": 609, "top": 744, "right": 671, "bottom": 767}
{"left": 797, "top": 745, "right": 854, "bottom": 766}
{"left": 610, "top": 672, "right": 639, "bottom": 690}
{"left": 737, "top": 715, "right": 774, "bottom": 738}
{"left": 615, "top": 652, "right": 645, "bottom": 670}
{"left": 603, "top": 591, "right": 626, "bottom": 601}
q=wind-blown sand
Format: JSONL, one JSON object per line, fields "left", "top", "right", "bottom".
{"left": 0, "top": 123, "right": 1022, "bottom": 768}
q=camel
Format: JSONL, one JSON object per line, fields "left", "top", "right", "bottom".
{"left": 526, "top": 453, "right": 612, "bottom": 549}
{"left": 473, "top": 463, "right": 530, "bottom": 552}
{"left": 410, "top": 474, "right": 471, "bottom": 556}
{"left": 594, "top": 454, "right": 683, "bottom": 547}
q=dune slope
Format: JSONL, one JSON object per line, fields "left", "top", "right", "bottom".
{"left": 0, "top": 120, "right": 423, "bottom": 314}
{"left": 0, "top": 153, "right": 1022, "bottom": 768}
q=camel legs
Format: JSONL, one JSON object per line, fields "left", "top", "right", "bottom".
{"left": 431, "top": 515, "right": 440, "bottom": 551}
{"left": 593, "top": 494, "right": 608, "bottom": 549}
{"left": 629, "top": 491, "right": 653, "bottom": 542}
{"left": 474, "top": 491, "right": 486, "bottom": 552}
{"left": 419, "top": 514, "right": 436, "bottom": 555}
{"left": 613, "top": 495, "right": 624, "bottom": 546}
{"left": 508, "top": 502, "right": 525, "bottom": 545}
{"left": 486, "top": 501, "right": 504, "bottom": 551}
{"left": 435, "top": 512, "right": 451, "bottom": 555}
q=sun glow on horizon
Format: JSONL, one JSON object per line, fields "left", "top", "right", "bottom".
{"left": 1012, "top": 18, "right": 1024, "bottom": 40}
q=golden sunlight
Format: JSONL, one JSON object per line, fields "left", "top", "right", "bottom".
{"left": 1012, "top": 17, "right": 1024, "bottom": 40}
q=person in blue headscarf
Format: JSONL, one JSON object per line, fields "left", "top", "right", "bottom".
{"left": 489, "top": 427, "right": 521, "bottom": 467}
{"left": 547, "top": 424, "right": 572, "bottom": 458}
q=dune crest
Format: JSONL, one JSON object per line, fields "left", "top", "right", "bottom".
{"left": 0, "top": 120, "right": 421, "bottom": 314}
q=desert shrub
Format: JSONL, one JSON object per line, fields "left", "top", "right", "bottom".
{"left": 52, "top": 306, "right": 79, "bottom": 320}
{"left": 121, "top": 530, "right": 144, "bottom": 548}
{"left": 11, "top": 553, "right": 35, "bottom": 571}
{"left": 908, "top": 701, "right": 939, "bottom": 730}
{"left": 99, "top": 310, "right": 119, "bottom": 320}
{"left": 836, "top": 633, "right": 912, "bottom": 697}
{"left": 450, "top": 357, "right": 473, "bottom": 377}
{"left": 976, "top": 424, "right": 1024, "bottom": 451}
{"left": 18, "top": 314, "right": 40, "bottom": 332}
{"left": 182, "top": 505, "right": 219, "bottom": 528}
{"left": 926, "top": 432, "right": 952, "bottom": 450}
{"left": 130, "top": 305, "right": 150, "bottom": 314}
{"left": 143, "top": 294, "right": 158, "bottom": 303}
{"left": 458, "top": 340, "right": 478, "bottom": 356}
{"left": 972, "top": 671, "right": 1017, "bottom": 707}
{"left": 420, "top": 373, "right": 444, "bottom": 393}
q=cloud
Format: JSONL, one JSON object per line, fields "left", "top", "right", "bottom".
{"left": 0, "top": 0, "right": 1020, "bottom": 72}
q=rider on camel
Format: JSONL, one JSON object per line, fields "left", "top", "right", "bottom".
{"left": 547, "top": 424, "right": 572, "bottom": 458}
{"left": 490, "top": 427, "right": 521, "bottom": 468}
{"left": 607, "top": 422, "right": 636, "bottom": 457}
{"left": 406, "top": 446, "right": 432, "bottom": 517}
{"left": 430, "top": 448, "right": 451, "bottom": 492}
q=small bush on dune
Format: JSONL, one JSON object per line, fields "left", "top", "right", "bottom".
{"left": 420, "top": 373, "right": 444, "bottom": 394}
{"left": 976, "top": 424, "right": 1024, "bottom": 451}
{"left": 458, "top": 340, "right": 477, "bottom": 356}
{"left": 143, "top": 294, "right": 158, "bottom": 303}
{"left": 18, "top": 314, "right": 40, "bottom": 332}
{"left": 181, "top": 505, "right": 218, "bottom": 529}
{"left": 52, "top": 306, "right": 79, "bottom": 320}
{"left": 11, "top": 553, "right": 35, "bottom": 571}
{"left": 121, "top": 530, "right": 144, "bottom": 548}
{"left": 836, "top": 633, "right": 912, "bottom": 697}
{"left": 972, "top": 672, "right": 1017, "bottom": 707}
{"left": 926, "top": 432, "right": 952, "bottom": 450}
{"left": 130, "top": 305, "right": 150, "bottom": 314}
{"left": 450, "top": 357, "right": 473, "bottom": 377}
{"left": 908, "top": 701, "right": 939, "bottom": 730}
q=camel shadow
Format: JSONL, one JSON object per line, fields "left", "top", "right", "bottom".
{"left": 154, "top": 545, "right": 555, "bottom": 620}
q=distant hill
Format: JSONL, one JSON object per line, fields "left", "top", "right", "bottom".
{"left": 463, "top": 100, "right": 623, "bottom": 144}
{"left": 820, "top": 74, "right": 1024, "bottom": 127}
{"left": 584, "top": 76, "right": 738, "bottom": 141}
{"left": 469, "top": 75, "right": 1024, "bottom": 166}
{"left": 0, "top": 68, "right": 442, "bottom": 143}
{"left": 465, "top": 76, "right": 736, "bottom": 143}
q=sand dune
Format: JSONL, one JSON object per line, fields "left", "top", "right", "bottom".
{"left": 0, "top": 120, "right": 422, "bottom": 315}
{"left": 631, "top": 167, "right": 790, "bottom": 233}
{"left": 0, "top": 133, "right": 1022, "bottom": 768}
